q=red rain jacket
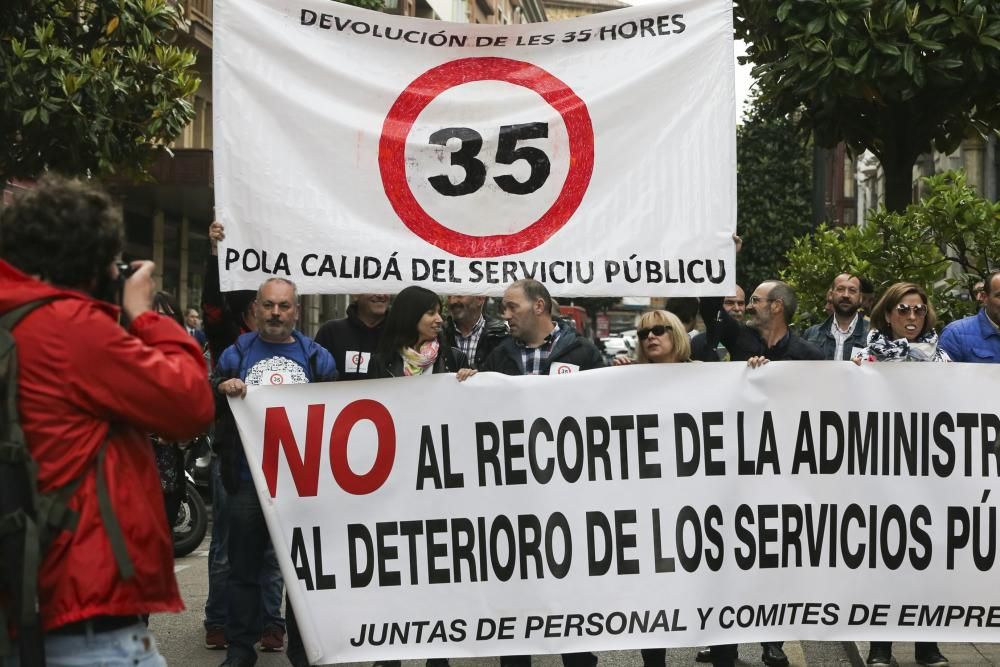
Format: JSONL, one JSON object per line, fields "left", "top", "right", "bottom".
{"left": 0, "top": 260, "right": 215, "bottom": 629}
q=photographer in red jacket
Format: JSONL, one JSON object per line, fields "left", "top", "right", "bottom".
{"left": 0, "top": 176, "right": 214, "bottom": 665}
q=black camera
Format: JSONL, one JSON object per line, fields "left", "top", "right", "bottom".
{"left": 115, "top": 261, "right": 137, "bottom": 280}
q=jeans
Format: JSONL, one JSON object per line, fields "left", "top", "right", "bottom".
{"left": 2, "top": 622, "right": 165, "bottom": 667}
{"left": 205, "top": 457, "right": 284, "bottom": 631}
{"left": 225, "top": 479, "right": 289, "bottom": 664}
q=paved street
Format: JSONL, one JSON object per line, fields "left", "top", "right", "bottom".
{"left": 154, "top": 532, "right": 999, "bottom": 667}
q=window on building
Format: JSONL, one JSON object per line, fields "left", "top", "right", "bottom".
{"left": 843, "top": 152, "right": 856, "bottom": 199}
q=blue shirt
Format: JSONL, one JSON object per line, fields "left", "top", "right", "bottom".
{"left": 216, "top": 331, "right": 337, "bottom": 478}
{"left": 939, "top": 309, "right": 1000, "bottom": 363}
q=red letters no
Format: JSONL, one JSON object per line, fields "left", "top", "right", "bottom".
{"left": 329, "top": 399, "right": 396, "bottom": 495}
{"left": 261, "top": 404, "right": 325, "bottom": 498}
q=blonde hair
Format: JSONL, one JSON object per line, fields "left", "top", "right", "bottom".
{"left": 635, "top": 310, "right": 690, "bottom": 363}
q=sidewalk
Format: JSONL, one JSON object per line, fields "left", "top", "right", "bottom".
{"left": 849, "top": 643, "right": 1000, "bottom": 667}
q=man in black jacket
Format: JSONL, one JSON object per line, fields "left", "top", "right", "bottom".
{"left": 697, "top": 280, "right": 820, "bottom": 667}
{"left": 482, "top": 282, "right": 602, "bottom": 667}
{"left": 315, "top": 294, "right": 389, "bottom": 380}
{"left": 700, "top": 280, "right": 823, "bottom": 365}
{"left": 444, "top": 295, "right": 508, "bottom": 369}
{"left": 482, "top": 279, "right": 604, "bottom": 376}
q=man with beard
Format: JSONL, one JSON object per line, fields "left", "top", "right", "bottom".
{"left": 0, "top": 176, "right": 214, "bottom": 664}
{"left": 700, "top": 280, "right": 823, "bottom": 366}
{"left": 315, "top": 293, "right": 390, "bottom": 380}
{"left": 697, "top": 282, "right": 819, "bottom": 667}
{"left": 443, "top": 295, "right": 508, "bottom": 369}
{"left": 803, "top": 273, "right": 870, "bottom": 360}
{"left": 212, "top": 278, "right": 337, "bottom": 667}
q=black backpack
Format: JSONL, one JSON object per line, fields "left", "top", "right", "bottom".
{"left": 0, "top": 298, "right": 134, "bottom": 661}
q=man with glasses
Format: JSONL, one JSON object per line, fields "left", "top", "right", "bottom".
{"left": 803, "top": 274, "right": 870, "bottom": 360}
{"left": 701, "top": 280, "right": 822, "bottom": 367}
{"left": 698, "top": 281, "right": 820, "bottom": 667}
{"left": 940, "top": 270, "right": 1000, "bottom": 363}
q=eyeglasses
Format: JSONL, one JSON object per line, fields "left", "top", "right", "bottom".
{"left": 638, "top": 324, "right": 672, "bottom": 340}
{"left": 747, "top": 295, "right": 776, "bottom": 306}
{"left": 895, "top": 303, "right": 928, "bottom": 316}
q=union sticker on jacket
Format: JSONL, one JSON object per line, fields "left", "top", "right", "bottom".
{"left": 549, "top": 362, "right": 579, "bottom": 375}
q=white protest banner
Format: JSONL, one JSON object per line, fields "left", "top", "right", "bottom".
{"left": 213, "top": 0, "right": 736, "bottom": 297}
{"left": 228, "top": 362, "right": 1000, "bottom": 665}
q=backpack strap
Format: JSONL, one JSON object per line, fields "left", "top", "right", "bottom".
{"left": 0, "top": 298, "right": 56, "bottom": 650}
{"left": 93, "top": 436, "right": 135, "bottom": 580}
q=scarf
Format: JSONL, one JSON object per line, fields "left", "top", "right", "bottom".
{"left": 862, "top": 328, "right": 949, "bottom": 362}
{"left": 401, "top": 339, "right": 440, "bottom": 376}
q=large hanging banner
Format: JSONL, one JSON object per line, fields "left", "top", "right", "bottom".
{"left": 213, "top": 0, "right": 736, "bottom": 296}
{"left": 229, "top": 363, "right": 1000, "bottom": 665}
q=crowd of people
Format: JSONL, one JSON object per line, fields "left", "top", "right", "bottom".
{"left": 1, "top": 177, "right": 997, "bottom": 667}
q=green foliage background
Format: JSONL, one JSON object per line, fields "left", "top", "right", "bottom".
{"left": 736, "top": 97, "right": 814, "bottom": 293}
{"left": 733, "top": 0, "right": 1000, "bottom": 211}
{"left": 783, "top": 171, "right": 1000, "bottom": 327}
{"left": 0, "top": 0, "right": 201, "bottom": 180}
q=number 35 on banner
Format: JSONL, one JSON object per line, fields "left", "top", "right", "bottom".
{"left": 378, "top": 57, "right": 595, "bottom": 258}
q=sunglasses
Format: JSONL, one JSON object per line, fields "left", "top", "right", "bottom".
{"left": 638, "top": 324, "right": 672, "bottom": 340}
{"left": 895, "top": 303, "right": 928, "bottom": 316}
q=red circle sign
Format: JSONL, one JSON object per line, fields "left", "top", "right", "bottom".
{"left": 379, "top": 57, "right": 594, "bottom": 258}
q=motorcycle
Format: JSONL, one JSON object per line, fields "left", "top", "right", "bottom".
{"left": 173, "top": 435, "right": 212, "bottom": 557}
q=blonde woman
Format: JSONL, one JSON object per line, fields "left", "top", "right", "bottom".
{"left": 613, "top": 310, "right": 691, "bottom": 365}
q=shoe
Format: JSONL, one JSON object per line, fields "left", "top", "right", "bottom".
{"left": 866, "top": 644, "right": 893, "bottom": 666}
{"left": 915, "top": 649, "right": 948, "bottom": 667}
{"left": 696, "top": 647, "right": 738, "bottom": 663}
{"left": 205, "top": 626, "right": 227, "bottom": 650}
{"left": 218, "top": 658, "right": 255, "bottom": 667}
{"left": 258, "top": 625, "right": 285, "bottom": 652}
{"left": 761, "top": 642, "right": 789, "bottom": 667}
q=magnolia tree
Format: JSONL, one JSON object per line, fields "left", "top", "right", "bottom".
{"left": 734, "top": 0, "right": 1000, "bottom": 212}
{"left": 782, "top": 171, "right": 1000, "bottom": 326}
{"left": 0, "top": 0, "right": 201, "bottom": 181}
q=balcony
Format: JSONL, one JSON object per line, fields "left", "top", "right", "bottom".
{"left": 178, "top": 0, "right": 212, "bottom": 48}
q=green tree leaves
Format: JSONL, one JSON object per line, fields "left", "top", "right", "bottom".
{"left": 782, "top": 171, "right": 999, "bottom": 326}
{"left": 0, "top": 0, "right": 201, "bottom": 180}
{"left": 734, "top": 0, "right": 1000, "bottom": 211}
{"left": 736, "top": 97, "right": 813, "bottom": 293}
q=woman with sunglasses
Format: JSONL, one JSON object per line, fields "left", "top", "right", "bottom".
{"left": 854, "top": 282, "right": 950, "bottom": 667}
{"left": 614, "top": 310, "right": 691, "bottom": 365}
{"left": 855, "top": 282, "right": 950, "bottom": 364}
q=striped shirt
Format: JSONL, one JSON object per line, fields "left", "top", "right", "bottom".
{"left": 453, "top": 316, "right": 486, "bottom": 362}
{"left": 517, "top": 324, "right": 561, "bottom": 375}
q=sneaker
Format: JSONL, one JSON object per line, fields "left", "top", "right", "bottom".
{"left": 915, "top": 649, "right": 948, "bottom": 667}
{"left": 866, "top": 644, "right": 892, "bottom": 666}
{"left": 259, "top": 625, "right": 285, "bottom": 652}
{"left": 205, "top": 625, "right": 227, "bottom": 650}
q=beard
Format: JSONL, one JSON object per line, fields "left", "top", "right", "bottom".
{"left": 833, "top": 300, "right": 858, "bottom": 318}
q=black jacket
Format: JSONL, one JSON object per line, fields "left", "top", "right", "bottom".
{"left": 444, "top": 315, "right": 509, "bottom": 370}
{"left": 481, "top": 319, "right": 605, "bottom": 375}
{"left": 700, "top": 296, "right": 823, "bottom": 362}
{"left": 367, "top": 339, "right": 470, "bottom": 379}
{"left": 315, "top": 303, "right": 385, "bottom": 381}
